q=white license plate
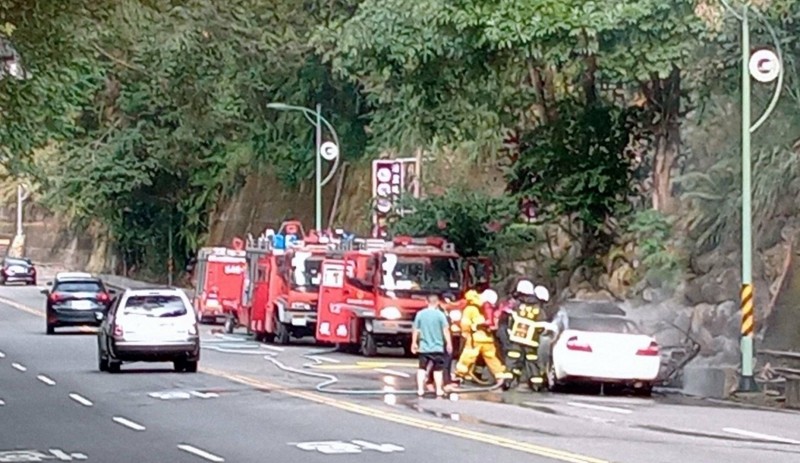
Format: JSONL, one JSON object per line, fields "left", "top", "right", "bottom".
{"left": 72, "top": 300, "right": 94, "bottom": 310}
{"left": 291, "top": 317, "right": 307, "bottom": 327}
{"left": 206, "top": 300, "right": 220, "bottom": 308}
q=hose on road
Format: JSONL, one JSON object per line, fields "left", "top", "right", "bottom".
{"left": 203, "top": 338, "right": 502, "bottom": 396}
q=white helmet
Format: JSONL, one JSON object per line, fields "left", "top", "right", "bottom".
{"left": 533, "top": 285, "right": 550, "bottom": 302}
{"left": 480, "top": 289, "right": 498, "bottom": 305}
{"left": 515, "top": 280, "right": 535, "bottom": 296}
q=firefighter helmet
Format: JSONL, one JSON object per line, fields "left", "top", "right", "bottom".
{"left": 515, "top": 280, "right": 535, "bottom": 296}
{"left": 480, "top": 289, "right": 498, "bottom": 305}
{"left": 533, "top": 285, "right": 550, "bottom": 302}
{"left": 465, "top": 290, "right": 481, "bottom": 305}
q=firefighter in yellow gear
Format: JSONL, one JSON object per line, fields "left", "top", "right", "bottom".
{"left": 455, "top": 290, "right": 512, "bottom": 384}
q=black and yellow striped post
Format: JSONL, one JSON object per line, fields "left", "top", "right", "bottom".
{"left": 738, "top": 283, "right": 759, "bottom": 392}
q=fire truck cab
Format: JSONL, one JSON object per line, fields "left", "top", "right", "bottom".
{"left": 315, "top": 236, "right": 478, "bottom": 357}
{"left": 239, "top": 221, "right": 340, "bottom": 344}
{"left": 192, "top": 238, "right": 248, "bottom": 325}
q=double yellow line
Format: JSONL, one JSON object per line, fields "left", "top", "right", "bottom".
{"left": 0, "top": 294, "right": 609, "bottom": 463}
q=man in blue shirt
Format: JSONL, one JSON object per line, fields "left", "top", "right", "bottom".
{"left": 411, "top": 294, "right": 453, "bottom": 397}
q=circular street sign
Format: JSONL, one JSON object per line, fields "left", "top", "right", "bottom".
{"left": 749, "top": 49, "right": 780, "bottom": 83}
{"left": 376, "top": 167, "right": 392, "bottom": 183}
{"left": 319, "top": 141, "right": 339, "bottom": 161}
{"left": 375, "top": 198, "right": 393, "bottom": 214}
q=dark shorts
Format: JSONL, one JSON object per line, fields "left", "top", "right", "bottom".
{"left": 418, "top": 352, "right": 446, "bottom": 371}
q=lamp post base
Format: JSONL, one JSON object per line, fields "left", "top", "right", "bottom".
{"left": 736, "top": 374, "right": 760, "bottom": 393}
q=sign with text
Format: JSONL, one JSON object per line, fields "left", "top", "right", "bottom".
{"left": 371, "top": 158, "right": 420, "bottom": 238}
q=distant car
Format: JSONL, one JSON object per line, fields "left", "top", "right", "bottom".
{"left": 0, "top": 257, "right": 36, "bottom": 286}
{"left": 42, "top": 273, "right": 113, "bottom": 335}
{"left": 97, "top": 287, "right": 200, "bottom": 374}
{"left": 544, "top": 301, "right": 661, "bottom": 396}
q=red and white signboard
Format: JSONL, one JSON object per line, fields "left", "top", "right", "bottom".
{"left": 371, "top": 158, "right": 420, "bottom": 238}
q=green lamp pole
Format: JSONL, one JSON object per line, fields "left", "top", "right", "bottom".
{"left": 266, "top": 103, "right": 342, "bottom": 231}
{"left": 719, "top": 0, "right": 784, "bottom": 392}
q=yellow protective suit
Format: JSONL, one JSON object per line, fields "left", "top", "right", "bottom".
{"left": 455, "top": 292, "right": 511, "bottom": 380}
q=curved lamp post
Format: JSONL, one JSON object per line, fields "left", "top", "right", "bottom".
{"left": 719, "top": 0, "right": 785, "bottom": 393}
{"left": 266, "top": 103, "right": 342, "bottom": 231}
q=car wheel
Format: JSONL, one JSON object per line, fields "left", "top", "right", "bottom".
{"left": 108, "top": 360, "right": 121, "bottom": 374}
{"left": 224, "top": 316, "right": 236, "bottom": 334}
{"left": 546, "top": 362, "right": 563, "bottom": 392}
{"left": 633, "top": 383, "right": 653, "bottom": 397}
{"left": 46, "top": 323, "right": 55, "bottom": 335}
{"left": 184, "top": 361, "right": 198, "bottom": 373}
{"left": 360, "top": 328, "right": 377, "bottom": 357}
{"left": 98, "top": 354, "right": 108, "bottom": 372}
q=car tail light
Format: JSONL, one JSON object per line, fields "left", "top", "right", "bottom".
{"left": 188, "top": 325, "right": 197, "bottom": 335}
{"left": 636, "top": 341, "right": 660, "bottom": 356}
{"left": 49, "top": 292, "right": 64, "bottom": 302}
{"left": 566, "top": 336, "right": 592, "bottom": 352}
{"left": 113, "top": 324, "right": 124, "bottom": 337}
{"left": 29, "top": 268, "right": 35, "bottom": 274}
{"left": 97, "top": 292, "right": 110, "bottom": 302}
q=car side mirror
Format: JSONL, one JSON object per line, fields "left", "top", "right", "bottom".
{"left": 40, "top": 288, "right": 49, "bottom": 295}
{"left": 46, "top": 281, "right": 53, "bottom": 286}
{"left": 108, "top": 288, "right": 119, "bottom": 295}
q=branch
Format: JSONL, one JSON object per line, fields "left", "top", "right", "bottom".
{"left": 92, "top": 44, "right": 148, "bottom": 74}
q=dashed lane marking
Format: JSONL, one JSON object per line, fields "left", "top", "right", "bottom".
{"left": 0, "top": 351, "right": 5, "bottom": 358}
{"left": 11, "top": 363, "right": 26, "bottom": 372}
{"left": 566, "top": 402, "right": 632, "bottom": 415}
{"left": 112, "top": 416, "right": 146, "bottom": 431}
{"left": 36, "top": 375, "right": 56, "bottom": 386}
{"left": 177, "top": 444, "right": 225, "bottom": 462}
{"left": 722, "top": 427, "right": 800, "bottom": 445}
{"left": 374, "top": 368, "right": 411, "bottom": 378}
{"left": 69, "top": 393, "right": 93, "bottom": 407}
{"left": 0, "top": 399, "right": 5, "bottom": 406}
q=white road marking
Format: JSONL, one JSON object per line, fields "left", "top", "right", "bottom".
{"left": 189, "top": 391, "right": 220, "bottom": 399}
{"left": 260, "top": 344, "right": 285, "bottom": 352}
{"left": 112, "top": 416, "right": 146, "bottom": 431}
{"left": 177, "top": 444, "right": 225, "bottom": 462}
{"left": 71, "top": 453, "right": 87, "bottom": 460}
{"left": 567, "top": 401, "right": 633, "bottom": 415}
{"left": 722, "top": 427, "right": 800, "bottom": 445}
{"left": 69, "top": 393, "right": 93, "bottom": 407}
{"left": 375, "top": 368, "right": 411, "bottom": 378}
{"left": 0, "top": 399, "right": 5, "bottom": 406}
{"left": 309, "top": 355, "right": 340, "bottom": 364}
{"left": 37, "top": 375, "right": 56, "bottom": 386}
{"left": 48, "top": 449, "right": 72, "bottom": 460}
{"left": 11, "top": 362, "right": 26, "bottom": 372}
{"left": 0, "top": 351, "right": 5, "bottom": 358}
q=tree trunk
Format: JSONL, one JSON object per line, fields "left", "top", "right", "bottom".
{"left": 649, "top": 67, "right": 681, "bottom": 214}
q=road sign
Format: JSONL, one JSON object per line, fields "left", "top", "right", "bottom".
{"left": 294, "top": 440, "right": 404, "bottom": 455}
{"left": 319, "top": 141, "right": 339, "bottom": 161}
{"left": 749, "top": 49, "right": 780, "bottom": 83}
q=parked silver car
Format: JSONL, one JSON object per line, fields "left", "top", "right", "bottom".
{"left": 97, "top": 287, "right": 200, "bottom": 373}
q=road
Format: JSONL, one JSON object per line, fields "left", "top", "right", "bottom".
{"left": 2, "top": 284, "right": 800, "bottom": 463}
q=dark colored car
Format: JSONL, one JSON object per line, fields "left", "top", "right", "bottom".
{"left": 42, "top": 273, "right": 115, "bottom": 335}
{"left": 0, "top": 257, "right": 37, "bottom": 286}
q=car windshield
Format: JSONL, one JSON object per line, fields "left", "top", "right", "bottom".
{"left": 380, "top": 253, "right": 461, "bottom": 292}
{"left": 568, "top": 316, "right": 642, "bottom": 334}
{"left": 55, "top": 281, "right": 103, "bottom": 293}
{"left": 121, "top": 295, "right": 188, "bottom": 317}
{"left": 290, "top": 252, "right": 323, "bottom": 291}
{"left": 4, "top": 258, "right": 30, "bottom": 267}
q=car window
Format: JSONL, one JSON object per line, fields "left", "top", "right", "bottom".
{"left": 568, "top": 316, "right": 641, "bottom": 334}
{"left": 4, "top": 258, "right": 29, "bottom": 267}
{"left": 54, "top": 281, "right": 104, "bottom": 292}
{"left": 121, "top": 295, "right": 188, "bottom": 318}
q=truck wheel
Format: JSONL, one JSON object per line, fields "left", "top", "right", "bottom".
{"left": 360, "top": 330, "right": 377, "bottom": 357}
{"left": 274, "top": 313, "right": 290, "bottom": 345}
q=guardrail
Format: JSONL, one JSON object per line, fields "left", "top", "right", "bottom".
{"left": 759, "top": 349, "right": 800, "bottom": 408}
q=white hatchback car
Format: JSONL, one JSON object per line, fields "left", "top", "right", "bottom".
{"left": 97, "top": 287, "right": 200, "bottom": 373}
{"left": 544, "top": 302, "right": 661, "bottom": 396}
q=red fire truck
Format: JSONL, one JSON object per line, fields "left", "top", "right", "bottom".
{"left": 192, "top": 238, "right": 248, "bottom": 325}
{"left": 315, "top": 236, "right": 491, "bottom": 357}
{"left": 235, "top": 221, "right": 340, "bottom": 344}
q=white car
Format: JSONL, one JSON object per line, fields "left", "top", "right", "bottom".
{"left": 97, "top": 287, "right": 200, "bottom": 373}
{"left": 544, "top": 302, "right": 660, "bottom": 396}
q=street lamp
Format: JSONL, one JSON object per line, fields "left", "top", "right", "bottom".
{"left": 719, "top": 0, "right": 784, "bottom": 393}
{"left": 266, "top": 102, "right": 342, "bottom": 231}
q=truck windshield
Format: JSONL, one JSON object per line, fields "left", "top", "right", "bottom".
{"left": 380, "top": 254, "right": 461, "bottom": 292}
{"left": 290, "top": 251, "right": 323, "bottom": 292}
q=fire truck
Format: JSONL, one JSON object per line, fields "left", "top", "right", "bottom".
{"left": 192, "top": 238, "right": 248, "bottom": 325}
{"left": 314, "top": 235, "right": 491, "bottom": 357}
{"left": 235, "top": 221, "right": 341, "bottom": 344}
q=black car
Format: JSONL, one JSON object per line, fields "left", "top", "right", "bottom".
{"left": 42, "top": 273, "right": 115, "bottom": 335}
{"left": 0, "top": 257, "right": 37, "bottom": 286}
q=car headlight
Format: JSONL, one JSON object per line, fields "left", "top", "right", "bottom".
{"left": 449, "top": 310, "right": 462, "bottom": 322}
{"left": 290, "top": 302, "right": 312, "bottom": 310}
{"left": 380, "top": 306, "right": 402, "bottom": 320}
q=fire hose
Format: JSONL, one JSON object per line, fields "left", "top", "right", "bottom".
{"left": 203, "top": 338, "right": 503, "bottom": 396}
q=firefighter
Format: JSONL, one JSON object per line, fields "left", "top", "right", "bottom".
{"left": 504, "top": 282, "right": 551, "bottom": 390}
{"left": 455, "top": 290, "right": 511, "bottom": 385}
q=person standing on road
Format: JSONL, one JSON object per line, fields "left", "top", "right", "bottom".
{"left": 411, "top": 294, "right": 453, "bottom": 397}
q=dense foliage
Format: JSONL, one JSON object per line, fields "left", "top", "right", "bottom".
{"left": 2, "top": 0, "right": 800, "bottom": 281}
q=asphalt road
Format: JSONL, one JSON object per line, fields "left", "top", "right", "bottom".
{"left": 2, "top": 283, "right": 800, "bottom": 463}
